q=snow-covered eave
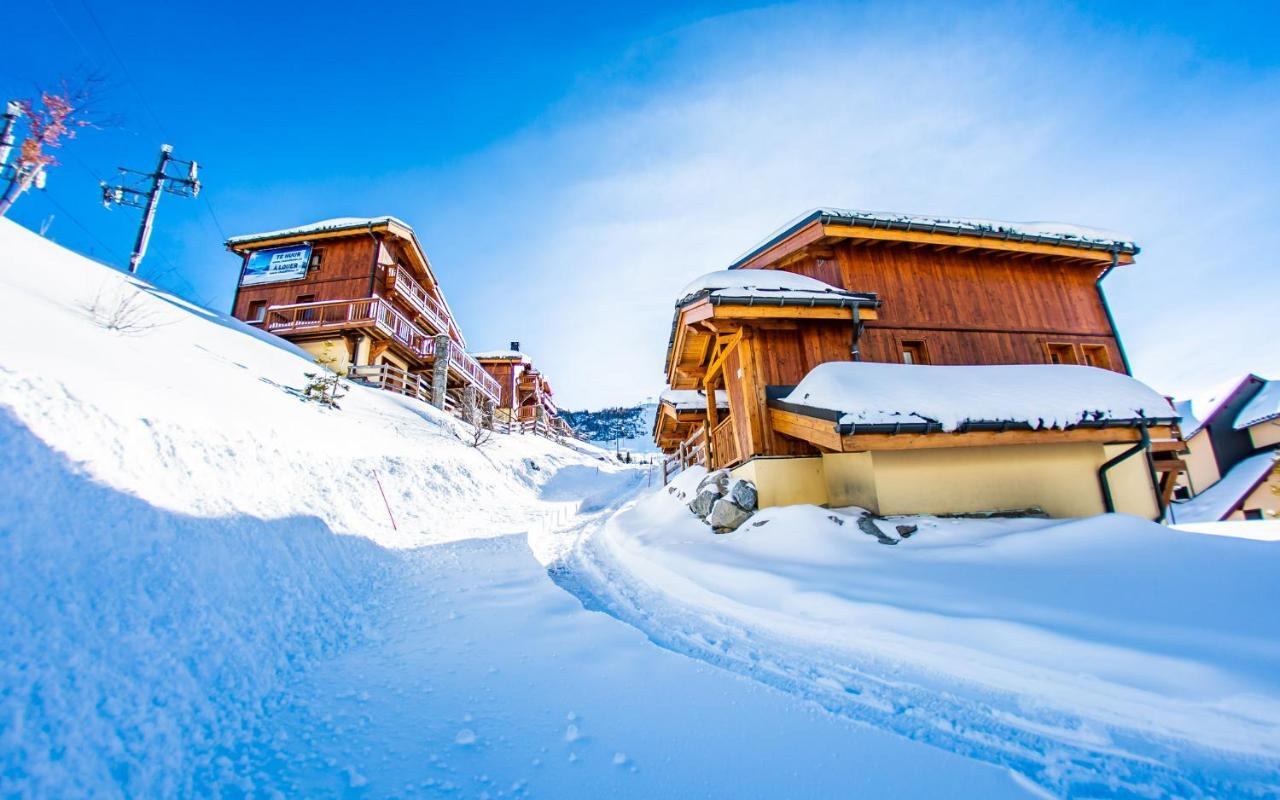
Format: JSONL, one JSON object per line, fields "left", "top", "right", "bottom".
{"left": 676, "top": 288, "right": 880, "bottom": 310}
{"left": 1234, "top": 380, "right": 1280, "bottom": 430}
{"left": 659, "top": 389, "right": 729, "bottom": 413}
{"left": 770, "top": 395, "right": 1179, "bottom": 437}
{"left": 728, "top": 208, "right": 1139, "bottom": 270}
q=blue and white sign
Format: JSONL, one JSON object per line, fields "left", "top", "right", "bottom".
{"left": 240, "top": 244, "right": 312, "bottom": 286}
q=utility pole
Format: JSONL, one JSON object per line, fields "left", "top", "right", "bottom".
{"left": 101, "top": 144, "right": 200, "bottom": 273}
{"left": 0, "top": 102, "right": 20, "bottom": 167}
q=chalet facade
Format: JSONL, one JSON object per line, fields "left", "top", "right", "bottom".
{"left": 474, "top": 344, "right": 573, "bottom": 436}
{"left": 1170, "top": 376, "right": 1280, "bottom": 522}
{"left": 227, "top": 217, "right": 500, "bottom": 412}
{"left": 658, "top": 209, "right": 1181, "bottom": 520}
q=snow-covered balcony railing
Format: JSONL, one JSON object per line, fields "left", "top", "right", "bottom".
{"left": 264, "top": 296, "right": 433, "bottom": 359}
{"left": 385, "top": 265, "right": 452, "bottom": 335}
{"left": 450, "top": 347, "right": 501, "bottom": 402}
{"left": 349, "top": 363, "right": 432, "bottom": 405}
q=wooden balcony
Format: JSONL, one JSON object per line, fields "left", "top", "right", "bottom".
{"left": 710, "top": 416, "right": 741, "bottom": 469}
{"left": 385, "top": 265, "right": 452, "bottom": 335}
{"left": 263, "top": 296, "right": 499, "bottom": 403}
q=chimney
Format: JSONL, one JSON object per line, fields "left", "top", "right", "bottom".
{"left": 510, "top": 341, "right": 520, "bottom": 352}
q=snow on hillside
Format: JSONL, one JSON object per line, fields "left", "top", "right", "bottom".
{"left": 0, "top": 219, "right": 623, "bottom": 794}
{"left": 554, "top": 466, "right": 1280, "bottom": 797}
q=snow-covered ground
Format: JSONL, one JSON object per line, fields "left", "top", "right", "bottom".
{"left": 4, "top": 217, "right": 1278, "bottom": 798}
{"left": 554, "top": 466, "right": 1280, "bottom": 797}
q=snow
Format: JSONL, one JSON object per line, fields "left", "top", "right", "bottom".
{"left": 1172, "top": 520, "right": 1280, "bottom": 541}
{"left": 658, "top": 388, "right": 728, "bottom": 411}
{"left": 1176, "top": 373, "right": 1258, "bottom": 438}
{"left": 1236, "top": 379, "right": 1280, "bottom": 429}
{"left": 784, "top": 361, "right": 1176, "bottom": 431}
{"left": 733, "top": 208, "right": 1135, "bottom": 267}
{"left": 225, "top": 215, "right": 410, "bottom": 245}
{"left": 471, "top": 349, "right": 531, "bottom": 362}
{"left": 559, "top": 471, "right": 1280, "bottom": 796}
{"left": 677, "top": 268, "right": 869, "bottom": 305}
{"left": 1173, "top": 398, "right": 1201, "bottom": 437}
{"left": 1170, "top": 450, "right": 1279, "bottom": 523}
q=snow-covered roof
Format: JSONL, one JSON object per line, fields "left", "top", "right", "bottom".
{"left": 677, "top": 269, "right": 875, "bottom": 307}
{"left": 1235, "top": 380, "right": 1280, "bottom": 430}
{"left": 659, "top": 389, "right": 729, "bottom": 412}
{"left": 1172, "top": 451, "right": 1279, "bottom": 523}
{"left": 781, "top": 362, "right": 1176, "bottom": 433}
{"left": 730, "top": 208, "right": 1137, "bottom": 269}
{"left": 471, "top": 349, "right": 531, "bottom": 363}
{"left": 226, "top": 216, "right": 411, "bottom": 246}
{"left": 1175, "top": 374, "right": 1265, "bottom": 438}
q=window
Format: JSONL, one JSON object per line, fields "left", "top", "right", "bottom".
{"left": 310, "top": 249, "right": 324, "bottom": 270}
{"left": 901, "top": 340, "right": 930, "bottom": 365}
{"left": 1173, "top": 486, "right": 1191, "bottom": 501}
{"left": 1244, "top": 509, "right": 1265, "bottom": 521}
{"left": 247, "top": 300, "right": 267, "bottom": 323}
{"left": 1045, "top": 342, "right": 1079, "bottom": 365}
{"left": 296, "top": 294, "right": 317, "bottom": 322}
{"left": 1081, "top": 344, "right": 1112, "bottom": 370}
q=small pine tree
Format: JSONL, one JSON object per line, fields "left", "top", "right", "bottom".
{"left": 300, "top": 343, "right": 347, "bottom": 409}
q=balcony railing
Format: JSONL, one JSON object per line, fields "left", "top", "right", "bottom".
{"left": 263, "top": 296, "right": 498, "bottom": 402}
{"left": 386, "top": 265, "right": 452, "bottom": 335}
{"left": 710, "top": 416, "right": 741, "bottom": 469}
{"left": 451, "top": 347, "right": 501, "bottom": 402}
{"left": 264, "top": 296, "right": 434, "bottom": 359}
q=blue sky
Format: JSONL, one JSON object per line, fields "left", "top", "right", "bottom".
{"left": 7, "top": 1, "right": 1279, "bottom": 407}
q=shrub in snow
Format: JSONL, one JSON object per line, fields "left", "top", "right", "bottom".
{"left": 80, "top": 285, "right": 160, "bottom": 335}
{"left": 451, "top": 390, "right": 493, "bottom": 449}
{"left": 300, "top": 343, "right": 347, "bottom": 409}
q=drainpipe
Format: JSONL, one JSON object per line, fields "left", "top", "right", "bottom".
{"left": 1096, "top": 248, "right": 1133, "bottom": 375}
{"left": 850, "top": 305, "right": 863, "bottom": 361}
{"left": 1098, "top": 424, "right": 1159, "bottom": 520}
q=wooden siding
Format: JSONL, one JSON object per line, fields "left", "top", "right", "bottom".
{"left": 232, "top": 237, "right": 377, "bottom": 321}
{"left": 784, "top": 240, "right": 1126, "bottom": 372}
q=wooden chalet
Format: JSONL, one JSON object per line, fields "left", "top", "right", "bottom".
{"left": 660, "top": 209, "right": 1183, "bottom": 519}
{"left": 474, "top": 344, "right": 573, "bottom": 436}
{"left": 227, "top": 217, "right": 500, "bottom": 412}
{"left": 653, "top": 389, "right": 728, "bottom": 467}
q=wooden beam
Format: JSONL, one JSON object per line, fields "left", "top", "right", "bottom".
{"left": 821, "top": 223, "right": 1132, "bottom": 265}
{"left": 769, "top": 408, "right": 843, "bottom": 451}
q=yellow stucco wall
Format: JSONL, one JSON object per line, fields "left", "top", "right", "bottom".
{"left": 731, "top": 457, "right": 828, "bottom": 508}
{"left": 1249, "top": 421, "right": 1280, "bottom": 451}
{"left": 298, "top": 338, "right": 352, "bottom": 375}
{"left": 1181, "top": 429, "right": 1221, "bottom": 495}
{"left": 740, "top": 441, "right": 1160, "bottom": 520}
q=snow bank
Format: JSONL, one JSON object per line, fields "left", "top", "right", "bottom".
{"left": 676, "top": 268, "right": 869, "bottom": 305}
{"left": 659, "top": 388, "right": 727, "bottom": 411}
{"left": 0, "top": 218, "right": 620, "bottom": 794}
{"left": 1236, "top": 379, "right": 1280, "bottom": 429}
{"left": 784, "top": 361, "right": 1176, "bottom": 431}
{"left": 1170, "top": 450, "right": 1278, "bottom": 523}
{"left": 572, "top": 481, "right": 1280, "bottom": 796}
{"left": 1172, "top": 520, "right": 1280, "bottom": 541}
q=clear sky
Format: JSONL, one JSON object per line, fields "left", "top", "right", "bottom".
{"left": 6, "top": 1, "right": 1279, "bottom": 408}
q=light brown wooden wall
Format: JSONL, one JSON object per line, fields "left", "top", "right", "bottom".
{"left": 231, "top": 237, "right": 378, "bottom": 320}
{"left": 785, "top": 241, "right": 1125, "bottom": 371}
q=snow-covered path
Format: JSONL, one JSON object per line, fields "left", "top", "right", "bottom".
{"left": 247, "top": 523, "right": 1031, "bottom": 798}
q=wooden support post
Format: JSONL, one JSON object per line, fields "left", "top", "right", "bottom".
{"left": 430, "top": 334, "right": 451, "bottom": 409}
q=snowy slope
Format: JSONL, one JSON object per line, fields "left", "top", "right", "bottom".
{"left": 0, "top": 219, "right": 624, "bottom": 794}
{"left": 554, "top": 467, "right": 1280, "bottom": 797}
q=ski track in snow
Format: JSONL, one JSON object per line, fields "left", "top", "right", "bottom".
{"left": 545, "top": 489, "right": 1280, "bottom": 799}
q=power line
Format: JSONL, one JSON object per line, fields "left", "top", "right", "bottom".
{"left": 74, "top": 0, "right": 169, "bottom": 140}
{"left": 41, "top": 0, "right": 104, "bottom": 76}
{"left": 37, "top": 188, "right": 126, "bottom": 265}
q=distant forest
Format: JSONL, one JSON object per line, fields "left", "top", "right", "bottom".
{"left": 560, "top": 405, "right": 646, "bottom": 445}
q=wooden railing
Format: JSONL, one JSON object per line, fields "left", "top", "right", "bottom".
{"left": 386, "top": 265, "right": 452, "bottom": 335}
{"left": 662, "top": 427, "right": 708, "bottom": 485}
{"left": 264, "top": 296, "right": 434, "bottom": 359}
{"left": 452, "top": 348, "right": 501, "bottom": 403}
{"left": 349, "top": 363, "right": 433, "bottom": 404}
{"left": 264, "top": 296, "right": 497, "bottom": 402}
{"left": 710, "top": 417, "right": 740, "bottom": 469}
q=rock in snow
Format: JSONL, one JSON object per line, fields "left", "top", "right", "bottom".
{"left": 708, "top": 497, "right": 753, "bottom": 532}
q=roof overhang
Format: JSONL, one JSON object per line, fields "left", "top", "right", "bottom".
{"left": 730, "top": 210, "right": 1139, "bottom": 272}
